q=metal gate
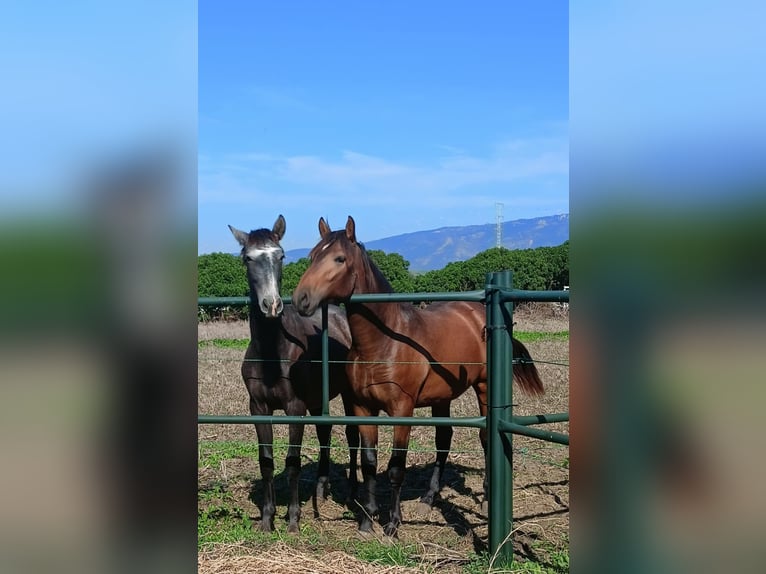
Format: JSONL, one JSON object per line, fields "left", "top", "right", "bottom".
{"left": 198, "top": 271, "right": 569, "bottom": 563}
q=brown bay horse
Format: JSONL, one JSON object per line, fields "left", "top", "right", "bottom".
{"left": 293, "top": 216, "right": 544, "bottom": 537}
{"left": 229, "top": 215, "right": 359, "bottom": 533}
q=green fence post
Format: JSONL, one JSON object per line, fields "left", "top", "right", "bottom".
{"left": 486, "top": 271, "right": 514, "bottom": 564}
{"left": 321, "top": 301, "right": 330, "bottom": 416}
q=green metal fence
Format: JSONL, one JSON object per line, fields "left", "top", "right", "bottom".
{"left": 198, "top": 271, "right": 569, "bottom": 564}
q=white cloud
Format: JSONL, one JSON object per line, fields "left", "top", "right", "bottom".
{"left": 198, "top": 136, "right": 568, "bottom": 208}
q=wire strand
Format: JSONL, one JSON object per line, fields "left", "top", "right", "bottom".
{"left": 197, "top": 356, "right": 569, "bottom": 367}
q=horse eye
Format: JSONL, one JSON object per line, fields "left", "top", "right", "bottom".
{"left": 335, "top": 255, "right": 346, "bottom": 263}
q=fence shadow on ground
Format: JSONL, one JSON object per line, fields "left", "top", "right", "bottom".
{"left": 244, "top": 459, "right": 491, "bottom": 542}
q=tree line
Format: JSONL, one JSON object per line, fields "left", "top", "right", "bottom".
{"left": 198, "top": 241, "right": 568, "bottom": 319}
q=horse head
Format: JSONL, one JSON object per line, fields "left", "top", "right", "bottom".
{"left": 293, "top": 215, "right": 360, "bottom": 316}
{"left": 229, "top": 214, "right": 287, "bottom": 318}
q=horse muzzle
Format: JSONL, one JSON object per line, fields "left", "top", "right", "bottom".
{"left": 292, "top": 289, "right": 316, "bottom": 317}
{"left": 260, "top": 296, "right": 284, "bottom": 318}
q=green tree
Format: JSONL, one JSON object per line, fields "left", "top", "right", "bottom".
{"left": 198, "top": 253, "right": 248, "bottom": 297}
{"left": 198, "top": 241, "right": 569, "bottom": 304}
{"left": 412, "top": 242, "right": 569, "bottom": 292}
{"left": 548, "top": 241, "right": 569, "bottom": 289}
{"left": 282, "top": 258, "right": 310, "bottom": 295}
{"left": 367, "top": 250, "right": 415, "bottom": 292}
{"left": 197, "top": 252, "right": 248, "bottom": 320}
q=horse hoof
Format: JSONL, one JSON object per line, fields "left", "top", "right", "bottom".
{"left": 287, "top": 523, "right": 300, "bottom": 535}
{"left": 358, "top": 520, "right": 375, "bottom": 535}
{"left": 383, "top": 523, "right": 399, "bottom": 538}
{"left": 345, "top": 492, "right": 361, "bottom": 510}
{"left": 258, "top": 522, "right": 274, "bottom": 533}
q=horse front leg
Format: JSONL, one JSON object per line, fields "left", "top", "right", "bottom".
{"left": 311, "top": 409, "right": 332, "bottom": 515}
{"left": 342, "top": 393, "right": 360, "bottom": 506}
{"left": 420, "top": 403, "right": 452, "bottom": 509}
{"left": 385, "top": 423, "right": 413, "bottom": 537}
{"left": 357, "top": 415, "right": 380, "bottom": 533}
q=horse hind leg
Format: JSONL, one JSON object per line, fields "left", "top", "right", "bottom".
{"left": 251, "top": 404, "right": 276, "bottom": 532}
{"left": 285, "top": 421, "right": 305, "bottom": 534}
{"left": 419, "top": 403, "right": 452, "bottom": 510}
{"left": 471, "top": 380, "right": 490, "bottom": 514}
{"left": 384, "top": 423, "right": 413, "bottom": 538}
{"left": 357, "top": 420, "right": 380, "bottom": 534}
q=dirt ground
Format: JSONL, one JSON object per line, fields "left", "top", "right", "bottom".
{"left": 198, "top": 303, "right": 569, "bottom": 571}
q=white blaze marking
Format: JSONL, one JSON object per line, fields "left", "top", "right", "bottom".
{"left": 246, "top": 246, "right": 282, "bottom": 259}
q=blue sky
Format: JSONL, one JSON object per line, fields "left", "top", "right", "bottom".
{"left": 199, "top": 1, "right": 568, "bottom": 253}
{"left": 0, "top": 2, "right": 196, "bottom": 207}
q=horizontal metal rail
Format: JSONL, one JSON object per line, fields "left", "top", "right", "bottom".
{"left": 512, "top": 412, "right": 569, "bottom": 426}
{"left": 197, "top": 292, "right": 485, "bottom": 306}
{"left": 498, "top": 419, "right": 570, "bottom": 445}
{"left": 499, "top": 289, "right": 569, "bottom": 303}
{"left": 198, "top": 296, "right": 251, "bottom": 306}
{"left": 198, "top": 288, "right": 569, "bottom": 308}
{"left": 198, "top": 414, "right": 486, "bottom": 428}
{"left": 198, "top": 413, "right": 568, "bottom": 432}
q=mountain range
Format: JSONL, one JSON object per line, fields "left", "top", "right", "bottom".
{"left": 285, "top": 213, "right": 569, "bottom": 272}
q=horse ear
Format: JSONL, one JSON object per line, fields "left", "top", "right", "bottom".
{"left": 345, "top": 216, "right": 356, "bottom": 242}
{"left": 228, "top": 225, "right": 249, "bottom": 246}
{"left": 318, "top": 217, "right": 331, "bottom": 238}
{"left": 272, "top": 214, "right": 286, "bottom": 241}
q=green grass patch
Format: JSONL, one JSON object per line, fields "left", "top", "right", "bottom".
{"left": 461, "top": 548, "right": 569, "bottom": 573}
{"left": 462, "top": 550, "right": 569, "bottom": 574}
{"left": 199, "top": 440, "right": 264, "bottom": 468}
{"left": 514, "top": 331, "right": 569, "bottom": 343}
{"left": 198, "top": 438, "right": 334, "bottom": 470}
{"left": 336, "top": 538, "right": 421, "bottom": 569}
{"left": 198, "top": 501, "right": 258, "bottom": 546}
{"left": 504, "top": 540, "right": 569, "bottom": 573}
{"left": 198, "top": 338, "right": 250, "bottom": 349}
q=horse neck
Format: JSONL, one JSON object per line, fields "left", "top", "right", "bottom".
{"left": 248, "top": 304, "right": 282, "bottom": 356}
{"left": 344, "top": 256, "right": 404, "bottom": 350}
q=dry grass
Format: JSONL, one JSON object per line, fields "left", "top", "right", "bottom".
{"left": 197, "top": 303, "right": 568, "bottom": 342}
{"left": 512, "top": 302, "right": 569, "bottom": 333}
{"left": 198, "top": 305, "right": 568, "bottom": 571}
{"left": 198, "top": 541, "right": 429, "bottom": 574}
{"left": 198, "top": 319, "right": 250, "bottom": 341}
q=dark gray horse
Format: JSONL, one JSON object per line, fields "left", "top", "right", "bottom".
{"left": 229, "top": 214, "right": 359, "bottom": 533}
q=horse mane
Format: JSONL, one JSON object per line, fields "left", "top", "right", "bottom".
{"left": 355, "top": 240, "right": 394, "bottom": 294}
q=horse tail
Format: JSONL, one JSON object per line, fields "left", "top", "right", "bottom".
{"left": 511, "top": 337, "right": 545, "bottom": 396}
